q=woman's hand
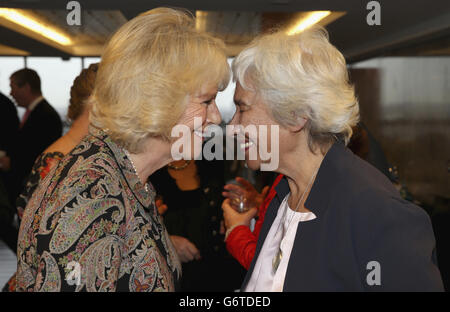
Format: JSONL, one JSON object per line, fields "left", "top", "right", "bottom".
{"left": 169, "top": 235, "right": 201, "bottom": 263}
{"left": 222, "top": 177, "right": 269, "bottom": 213}
{"left": 222, "top": 198, "right": 258, "bottom": 231}
{"left": 155, "top": 197, "right": 168, "bottom": 215}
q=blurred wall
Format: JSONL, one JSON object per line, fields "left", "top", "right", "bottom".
{"left": 350, "top": 57, "right": 450, "bottom": 205}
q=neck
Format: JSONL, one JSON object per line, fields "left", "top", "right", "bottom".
{"left": 170, "top": 159, "right": 189, "bottom": 166}
{"left": 24, "top": 94, "right": 41, "bottom": 109}
{"left": 278, "top": 138, "right": 328, "bottom": 212}
{"left": 66, "top": 110, "right": 90, "bottom": 144}
{"left": 127, "top": 138, "right": 173, "bottom": 184}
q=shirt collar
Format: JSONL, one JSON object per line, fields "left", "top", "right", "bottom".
{"left": 28, "top": 95, "right": 44, "bottom": 112}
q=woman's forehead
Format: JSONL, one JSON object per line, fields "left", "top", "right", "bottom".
{"left": 234, "top": 82, "right": 258, "bottom": 105}
{"left": 193, "top": 83, "right": 218, "bottom": 98}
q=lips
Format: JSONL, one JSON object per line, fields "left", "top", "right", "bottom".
{"left": 240, "top": 136, "right": 255, "bottom": 151}
{"left": 194, "top": 124, "right": 221, "bottom": 141}
{"left": 194, "top": 128, "right": 205, "bottom": 138}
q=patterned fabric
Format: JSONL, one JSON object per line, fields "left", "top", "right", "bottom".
{"left": 16, "top": 126, "right": 181, "bottom": 292}
{"left": 3, "top": 151, "right": 64, "bottom": 292}
{"left": 16, "top": 151, "right": 64, "bottom": 221}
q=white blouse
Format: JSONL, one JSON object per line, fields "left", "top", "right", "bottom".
{"left": 244, "top": 194, "right": 316, "bottom": 292}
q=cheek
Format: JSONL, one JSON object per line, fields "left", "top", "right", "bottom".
{"left": 277, "top": 129, "right": 293, "bottom": 155}
{"left": 180, "top": 105, "right": 207, "bottom": 128}
{"left": 239, "top": 112, "right": 253, "bottom": 126}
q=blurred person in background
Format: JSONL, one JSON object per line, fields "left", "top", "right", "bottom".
{"left": 0, "top": 92, "right": 19, "bottom": 203}
{"left": 5, "top": 68, "right": 62, "bottom": 201}
{"left": 151, "top": 158, "right": 246, "bottom": 291}
{"left": 0, "top": 92, "right": 19, "bottom": 252}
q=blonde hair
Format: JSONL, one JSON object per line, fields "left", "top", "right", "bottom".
{"left": 68, "top": 63, "right": 98, "bottom": 121}
{"left": 90, "top": 7, "right": 230, "bottom": 153}
{"left": 232, "top": 26, "right": 359, "bottom": 153}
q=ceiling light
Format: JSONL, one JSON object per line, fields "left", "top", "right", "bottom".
{"left": 0, "top": 8, "right": 72, "bottom": 45}
{"left": 287, "top": 11, "right": 331, "bottom": 35}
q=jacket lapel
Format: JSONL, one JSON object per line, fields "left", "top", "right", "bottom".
{"left": 240, "top": 142, "right": 347, "bottom": 291}
{"left": 241, "top": 177, "right": 290, "bottom": 290}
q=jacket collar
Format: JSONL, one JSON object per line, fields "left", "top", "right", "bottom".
{"left": 27, "top": 95, "right": 44, "bottom": 112}
{"left": 274, "top": 140, "right": 347, "bottom": 219}
{"left": 241, "top": 140, "right": 349, "bottom": 290}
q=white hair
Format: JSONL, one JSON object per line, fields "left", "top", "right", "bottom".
{"left": 232, "top": 26, "right": 359, "bottom": 152}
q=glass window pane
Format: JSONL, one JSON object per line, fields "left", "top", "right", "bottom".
{"left": 83, "top": 57, "right": 101, "bottom": 69}
{"left": 26, "top": 57, "right": 82, "bottom": 121}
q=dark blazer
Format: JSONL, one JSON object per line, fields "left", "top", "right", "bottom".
{"left": 0, "top": 92, "right": 19, "bottom": 154}
{"left": 11, "top": 98, "right": 62, "bottom": 195}
{"left": 242, "top": 141, "right": 444, "bottom": 291}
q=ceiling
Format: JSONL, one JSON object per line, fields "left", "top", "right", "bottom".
{"left": 0, "top": 0, "right": 449, "bottom": 63}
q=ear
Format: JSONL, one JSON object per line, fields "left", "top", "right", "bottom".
{"left": 23, "top": 83, "right": 32, "bottom": 93}
{"left": 287, "top": 116, "right": 308, "bottom": 133}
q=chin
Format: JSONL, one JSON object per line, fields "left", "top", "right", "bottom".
{"left": 245, "top": 159, "right": 261, "bottom": 171}
{"left": 190, "top": 133, "right": 204, "bottom": 160}
{"left": 190, "top": 142, "right": 203, "bottom": 160}
{"left": 192, "top": 150, "right": 202, "bottom": 160}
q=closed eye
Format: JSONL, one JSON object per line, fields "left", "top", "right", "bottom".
{"left": 203, "top": 98, "right": 215, "bottom": 105}
{"left": 235, "top": 101, "right": 250, "bottom": 112}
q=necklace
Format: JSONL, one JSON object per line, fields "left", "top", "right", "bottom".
{"left": 271, "top": 166, "right": 319, "bottom": 274}
{"left": 167, "top": 160, "right": 191, "bottom": 170}
{"left": 123, "top": 148, "right": 149, "bottom": 193}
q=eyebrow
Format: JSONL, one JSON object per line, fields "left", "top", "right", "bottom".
{"left": 196, "top": 92, "right": 216, "bottom": 100}
{"left": 234, "top": 99, "right": 249, "bottom": 107}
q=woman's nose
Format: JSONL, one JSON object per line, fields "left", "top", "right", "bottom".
{"left": 228, "top": 105, "right": 240, "bottom": 126}
{"left": 206, "top": 101, "right": 222, "bottom": 125}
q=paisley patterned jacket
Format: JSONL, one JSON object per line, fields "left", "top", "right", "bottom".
{"left": 16, "top": 126, "right": 181, "bottom": 292}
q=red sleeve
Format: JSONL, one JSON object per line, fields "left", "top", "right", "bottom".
{"left": 253, "top": 174, "right": 284, "bottom": 239}
{"left": 226, "top": 174, "right": 284, "bottom": 270}
{"left": 226, "top": 225, "right": 257, "bottom": 270}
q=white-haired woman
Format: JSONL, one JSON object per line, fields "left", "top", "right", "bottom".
{"left": 16, "top": 8, "right": 228, "bottom": 292}
{"left": 222, "top": 27, "right": 443, "bottom": 291}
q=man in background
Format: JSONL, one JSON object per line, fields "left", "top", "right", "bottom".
{"left": 2, "top": 68, "right": 62, "bottom": 201}
{"left": 0, "top": 92, "right": 19, "bottom": 252}
{"left": 0, "top": 92, "right": 19, "bottom": 203}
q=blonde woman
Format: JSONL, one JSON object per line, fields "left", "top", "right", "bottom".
{"left": 222, "top": 27, "right": 444, "bottom": 291}
{"left": 16, "top": 8, "right": 228, "bottom": 292}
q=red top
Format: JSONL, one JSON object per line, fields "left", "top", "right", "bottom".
{"left": 225, "top": 174, "right": 284, "bottom": 270}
